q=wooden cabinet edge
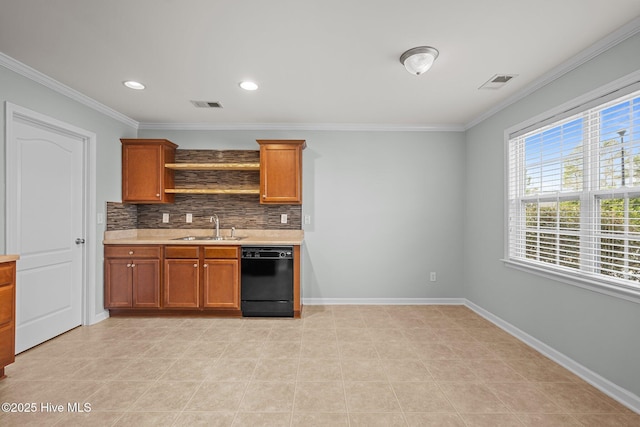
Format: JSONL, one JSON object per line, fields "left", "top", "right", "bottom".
{"left": 293, "top": 245, "right": 301, "bottom": 318}
{"left": 121, "top": 139, "right": 178, "bottom": 149}
{"left": 0, "top": 260, "right": 17, "bottom": 379}
{"left": 256, "top": 139, "right": 307, "bottom": 149}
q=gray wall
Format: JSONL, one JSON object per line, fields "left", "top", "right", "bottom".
{"left": 139, "top": 129, "right": 467, "bottom": 301}
{"left": 0, "top": 65, "right": 137, "bottom": 318}
{"left": 464, "top": 33, "right": 640, "bottom": 396}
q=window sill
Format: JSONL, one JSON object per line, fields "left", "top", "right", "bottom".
{"left": 502, "top": 259, "right": 640, "bottom": 304}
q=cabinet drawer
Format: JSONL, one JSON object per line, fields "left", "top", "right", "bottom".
{"left": 165, "top": 246, "right": 199, "bottom": 259}
{"left": 204, "top": 246, "right": 239, "bottom": 259}
{"left": 0, "top": 263, "right": 14, "bottom": 286}
{"left": 0, "top": 284, "right": 14, "bottom": 326}
{"left": 105, "top": 246, "right": 161, "bottom": 258}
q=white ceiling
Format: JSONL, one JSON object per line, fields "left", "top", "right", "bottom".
{"left": 1, "top": 0, "right": 640, "bottom": 129}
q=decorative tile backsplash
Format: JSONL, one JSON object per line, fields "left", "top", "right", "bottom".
{"left": 137, "top": 194, "right": 301, "bottom": 229}
{"left": 106, "top": 202, "right": 137, "bottom": 230}
{"left": 106, "top": 149, "right": 302, "bottom": 231}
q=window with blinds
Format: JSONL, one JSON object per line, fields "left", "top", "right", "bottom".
{"left": 507, "top": 88, "right": 640, "bottom": 292}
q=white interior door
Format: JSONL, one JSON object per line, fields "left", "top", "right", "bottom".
{"left": 6, "top": 108, "right": 85, "bottom": 353}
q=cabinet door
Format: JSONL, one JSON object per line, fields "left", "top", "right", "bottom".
{"left": 121, "top": 140, "right": 176, "bottom": 204}
{"left": 122, "top": 144, "right": 163, "bottom": 202}
{"left": 203, "top": 259, "right": 239, "bottom": 309}
{"left": 164, "top": 259, "right": 199, "bottom": 308}
{"left": 0, "top": 321, "right": 14, "bottom": 371}
{"left": 259, "top": 142, "right": 303, "bottom": 204}
{"left": 104, "top": 258, "right": 133, "bottom": 308}
{"left": 132, "top": 259, "right": 160, "bottom": 308}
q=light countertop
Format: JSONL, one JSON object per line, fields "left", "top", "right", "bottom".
{"left": 0, "top": 255, "right": 20, "bottom": 263}
{"left": 104, "top": 229, "right": 303, "bottom": 246}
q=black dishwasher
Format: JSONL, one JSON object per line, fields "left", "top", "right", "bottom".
{"left": 241, "top": 246, "right": 294, "bottom": 317}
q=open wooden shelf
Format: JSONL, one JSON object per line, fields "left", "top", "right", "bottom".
{"left": 165, "top": 163, "right": 260, "bottom": 171}
{"left": 165, "top": 188, "right": 260, "bottom": 195}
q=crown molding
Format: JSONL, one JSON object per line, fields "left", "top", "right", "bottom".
{"left": 464, "top": 15, "right": 640, "bottom": 130}
{"left": 0, "top": 52, "right": 139, "bottom": 129}
{"left": 138, "top": 122, "right": 465, "bottom": 132}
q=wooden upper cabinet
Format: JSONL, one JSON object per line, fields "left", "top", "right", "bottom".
{"left": 257, "top": 140, "right": 305, "bottom": 204}
{"left": 121, "top": 139, "right": 177, "bottom": 203}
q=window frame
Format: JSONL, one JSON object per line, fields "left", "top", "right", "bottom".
{"left": 503, "top": 71, "right": 640, "bottom": 304}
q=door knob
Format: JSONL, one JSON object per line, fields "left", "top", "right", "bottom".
{"left": 75, "top": 238, "right": 85, "bottom": 244}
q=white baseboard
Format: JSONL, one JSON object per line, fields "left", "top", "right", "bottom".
{"left": 302, "top": 297, "right": 466, "bottom": 305}
{"left": 87, "top": 309, "right": 110, "bottom": 325}
{"left": 465, "top": 299, "right": 640, "bottom": 414}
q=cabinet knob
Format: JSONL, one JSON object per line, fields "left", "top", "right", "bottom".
{"left": 126, "top": 263, "right": 131, "bottom": 268}
{"left": 194, "top": 263, "right": 198, "bottom": 268}
{"left": 131, "top": 263, "right": 136, "bottom": 267}
{"left": 262, "top": 194, "right": 266, "bottom": 198}
{"left": 204, "top": 264, "right": 208, "bottom": 268}
{"left": 128, "top": 251, "right": 134, "bottom": 255}
{"left": 156, "top": 193, "right": 160, "bottom": 197}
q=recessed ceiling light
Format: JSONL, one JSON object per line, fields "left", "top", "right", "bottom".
{"left": 239, "top": 81, "right": 258, "bottom": 91}
{"left": 123, "top": 80, "right": 145, "bottom": 90}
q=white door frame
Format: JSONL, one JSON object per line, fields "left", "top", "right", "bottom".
{"left": 5, "top": 102, "right": 98, "bottom": 326}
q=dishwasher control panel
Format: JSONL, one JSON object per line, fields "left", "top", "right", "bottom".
{"left": 242, "top": 247, "right": 293, "bottom": 259}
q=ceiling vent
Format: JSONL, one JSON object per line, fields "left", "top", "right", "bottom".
{"left": 191, "top": 100, "right": 223, "bottom": 108}
{"left": 479, "top": 74, "right": 518, "bottom": 90}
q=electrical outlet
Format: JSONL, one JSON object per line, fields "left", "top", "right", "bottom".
{"left": 162, "top": 213, "right": 170, "bottom": 223}
{"left": 430, "top": 272, "right": 437, "bottom": 282}
{"left": 304, "top": 215, "right": 311, "bottom": 225}
{"left": 186, "top": 213, "right": 193, "bottom": 223}
{"left": 280, "top": 214, "right": 287, "bottom": 224}
{"left": 97, "top": 213, "right": 104, "bottom": 224}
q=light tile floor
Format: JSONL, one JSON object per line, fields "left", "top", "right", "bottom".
{"left": 0, "top": 305, "right": 638, "bottom": 426}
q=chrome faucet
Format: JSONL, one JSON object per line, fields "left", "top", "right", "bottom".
{"left": 210, "top": 214, "right": 222, "bottom": 240}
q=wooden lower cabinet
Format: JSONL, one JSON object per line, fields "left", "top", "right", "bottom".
{"left": 0, "top": 260, "right": 17, "bottom": 379}
{"left": 203, "top": 247, "right": 240, "bottom": 309}
{"left": 104, "top": 244, "right": 301, "bottom": 316}
{"left": 105, "top": 246, "right": 161, "bottom": 308}
{"left": 164, "top": 258, "right": 200, "bottom": 308}
{"left": 163, "top": 245, "right": 240, "bottom": 310}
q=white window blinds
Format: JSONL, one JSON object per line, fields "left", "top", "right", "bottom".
{"left": 508, "top": 88, "right": 640, "bottom": 291}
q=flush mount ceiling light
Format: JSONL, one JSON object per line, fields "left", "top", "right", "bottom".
{"left": 239, "top": 81, "right": 258, "bottom": 91}
{"left": 123, "top": 80, "right": 145, "bottom": 90}
{"left": 399, "top": 46, "right": 439, "bottom": 75}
